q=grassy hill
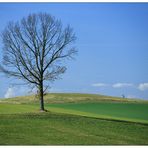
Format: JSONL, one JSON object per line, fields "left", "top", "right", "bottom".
{"left": 0, "top": 93, "right": 147, "bottom": 104}
{"left": 0, "top": 93, "right": 148, "bottom": 124}
{"left": 0, "top": 93, "right": 148, "bottom": 145}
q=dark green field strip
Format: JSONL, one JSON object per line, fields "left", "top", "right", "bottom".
{"left": 47, "top": 102, "right": 148, "bottom": 124}
{"left": 0, "top": 112, "right": 148, "bottom": 145}
{"left": 0, "top": 102, "right": 148, "bottom": 124}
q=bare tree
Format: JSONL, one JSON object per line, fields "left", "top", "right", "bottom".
{"left": 0, "top": 13, "right": 77, "bottom": 111}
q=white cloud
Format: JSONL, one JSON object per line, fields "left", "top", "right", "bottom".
{"left": 92, "top": 83, "right": 108, "bottom": 87}
{"left": 138, "top": 83, "right": 148, "bottom": 91}
{"left": 127, "top": 95, "right": 136, "bottom": 99}
{"left": 4, "top": 86, "right": 31, "bottom": 98}
{"left": 4, "top": 87, "right": 15, "bottom": 98}
{"left": 112, "top": 83, "right": 133, "bottom": 88}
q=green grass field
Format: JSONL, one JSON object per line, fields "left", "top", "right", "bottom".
{"left": 0, "top": 93, "right": 148, "bottom": 145}
{"left": 48, "top": 102, "right": 148, "bottom": 124}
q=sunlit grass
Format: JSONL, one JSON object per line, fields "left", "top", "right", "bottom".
{"left": 0, "top": 112, "right": 148, "bottom": 145}
{"left": 0, "top": 93, "right": 148, "bottom": 145}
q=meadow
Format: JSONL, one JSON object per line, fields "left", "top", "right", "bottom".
{"left": 0, "top": 93, "right": 148, "bottom": 145}
{"left": 48, "top": 102, "right": 148, "bottom": 124}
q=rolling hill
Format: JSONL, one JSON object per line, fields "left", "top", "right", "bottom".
{"left": 0, "top": 93, "right": 148, "bottom": 145}
{"left": 0, "top": 93, "right": 147, "bottom": 104}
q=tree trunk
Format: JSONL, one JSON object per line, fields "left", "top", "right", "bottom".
{"left": 39, "top": 81, "right": 44, "bottom": 111}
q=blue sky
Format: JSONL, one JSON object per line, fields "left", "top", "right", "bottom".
{"left": 0, "top": 3, "right": 148, "bottom": 99}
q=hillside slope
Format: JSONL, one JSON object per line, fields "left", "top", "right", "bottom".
{"left": 1, "top": 112, "right": 148, "bottom": 145}
{"left": 0, "top": 93, "right": 148, "bottom": 145}
{"left": 0, "top": 93, "right": 147, "bottom": 104}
